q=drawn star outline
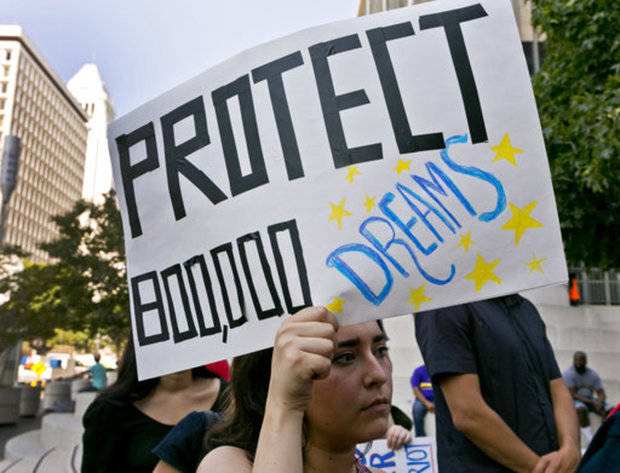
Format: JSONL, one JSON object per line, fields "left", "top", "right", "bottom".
{"left": 491, "top": 133, "right": 523, "bottom": 167}
{"left": 465, "top": 253, "right": 503, "bottom": 292}
{"left": 501, "top": 201, "right": 544, "bottom": 246}
{"left": 406, "top": 285, "right": 432, "bottom": 311}
{"left": 328, "top": 197, "right": 352, "bottom": 230}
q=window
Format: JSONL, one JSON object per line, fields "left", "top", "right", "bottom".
{"left": 0, "top": 82, "right": 7, "bottom": 93}
{"left": 2, "top": 65, "right": 9, "bottom": 77}
{"left": 4, "top": 49, "right": 11, "bottom": 61}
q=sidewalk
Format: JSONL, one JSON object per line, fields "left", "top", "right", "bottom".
{"left": 0, "top": 415, "right": 42, "bottom": 461}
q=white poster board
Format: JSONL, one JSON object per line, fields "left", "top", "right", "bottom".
{"left": 109, "top": 0, "right": 567, "bottom": 379}
{"left": 355, "top": 438, "right": 438, "bottom": 473}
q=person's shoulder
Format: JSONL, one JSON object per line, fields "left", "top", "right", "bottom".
{"left": 197, "top": 446, "right": 251, "bottom": 473}
{"left": 562, "top": 365, "right": 575, "bottom": 377}
{"left": 586, "top": 367, "right": 601, "bottom": 379}
{"left": 83, "top": 397, "right": 129, "bottom": 428}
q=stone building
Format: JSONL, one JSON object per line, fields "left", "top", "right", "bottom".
{"left": 67, "top": 63, "right": 115, "bottom": 204}
{"left": 0, "top": 25, "right": 88, "bottom": 262}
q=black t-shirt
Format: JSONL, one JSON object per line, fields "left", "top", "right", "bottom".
{"left": 415, "top": 295, "right": 561, "bottom": 473}
{"left": 81, "top": 378, "right": 228, "bottom": 473}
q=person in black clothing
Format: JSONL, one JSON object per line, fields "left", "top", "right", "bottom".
{"left": 81, "top": 338, "right": 229, "bottom": 473}
{"left": 415, "top": 294, "right": 580, "bottom": 473}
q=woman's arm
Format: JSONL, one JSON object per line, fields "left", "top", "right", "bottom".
{"left": 199, "top": 307, "right": 337, "bottom": 473}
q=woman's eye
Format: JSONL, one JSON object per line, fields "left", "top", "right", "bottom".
{"left": 376, "top": 345, "right": 389, "bottom": 357}
{"left": 333, "top": 352, "right": 355, "bottom": 364}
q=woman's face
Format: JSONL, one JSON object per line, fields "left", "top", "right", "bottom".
{"left": 305, "top": 321, "right": 392, "bottom": 449}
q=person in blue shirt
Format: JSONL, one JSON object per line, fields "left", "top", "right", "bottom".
{"left": 410, "top": 364, "right": 434, "bottom": 436}
{"left": 89, "top": 353, "right": 107, "bottom": 391}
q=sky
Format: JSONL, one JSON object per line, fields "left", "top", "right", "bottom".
{"left": 1, "top": 0, "right": 359, "bottom": 117}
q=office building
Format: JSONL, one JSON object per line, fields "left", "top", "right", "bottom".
{"left": 0, "top": 25, "right": 88, "bottom": 262}
{"left": 67, "top": 63, "right": 115, "bottom": 203}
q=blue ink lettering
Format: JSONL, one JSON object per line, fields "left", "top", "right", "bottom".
{"left": 326, "top": 243, "right": 392, "bottom": 305}
{"left": 396, "top": 182, "right": 456, "bottom": 242}
{"left": 411, "top": 160, "right": 477, "bottom": 227}
{"left": 370, "top": 451, "right": 396, "bottom": 468}
{"left": 359, "top": 217, "right": 455, "bottom": 286}
{"left": 440, "top": 134, "right": 506, "bottom": 222}
{"left": 378, "top": 192, "right": 437, "bottom": 255}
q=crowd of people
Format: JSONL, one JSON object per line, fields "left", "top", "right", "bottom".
{"left": 80, "top": 296, "right": 618, "bottom": 473}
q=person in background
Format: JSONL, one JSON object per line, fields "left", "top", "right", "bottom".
{"left": 563, "top": 351, "right": 613, "bottom": 446}
{"left": 410, "top": 364, "right": 434, "bottom": 437}
{"left": 205, "top": 359, "right": 230, "bottom": 381}
{"left": 81, "top": 338, "right": 229, "bottom": 473}
{"left": 88, "top": 352, "right": 107, "bottom": 391}
{"left": 415, "top": 295, "right": 580, "bottom": 473}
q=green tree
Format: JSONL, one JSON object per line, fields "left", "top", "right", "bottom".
{"left": 531, "top": 0, "right": 619, "bottom": 267}
{"left": 0, "top": 191, "right": 130, "bottom": 352}
{"left": 41, "top": 191, "right": 130, "bottom": 350}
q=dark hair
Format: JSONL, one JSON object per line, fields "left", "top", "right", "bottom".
{"left": 206, "top": 319, "right": 388, "bottom": 460}
{"left": 97, "top": 337, "right": 217, "bottom": 404}
{"left": 205, "top": 347, "right": 273, "bottom": 460}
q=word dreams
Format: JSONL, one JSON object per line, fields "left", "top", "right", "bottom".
{"left": 327, "top": 135, "right": 505, "bottom": 305}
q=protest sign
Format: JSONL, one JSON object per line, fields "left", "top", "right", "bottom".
{"left": 356, "top": 438, "right": 438, "bottom": 473}
{"left": 109, "top": 0, "right": 567, "bottom": 379}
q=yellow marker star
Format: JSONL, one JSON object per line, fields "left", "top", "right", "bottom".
{"left": 344, "top": 165, "right": 362, "bottom": 183}
{"left": 363, "top": 195, "right": 376, "bottom": 213}
{"left": 501, "top": 201, "right": 544, "bottom": 246}
{"left": 394, "top": 158, "right": 411, "bottom": 175}
{"left": 465, "top": 253, "right": 503, "bottom": 292}
{"left": 457, "top": 230, "right": 475, "bottom": 253}
{"left": 406, "top": 285, "right": 432, "bottom": 311}
{"left": 490, "top": 133, "right": 523, "bottom": 166}
{"left": 328, "top": 197, "right": 352, "bottom": 230}
{"left": 326, "top": 297, "right": 346, "bottom": 314}
{"left": 526, "top": 253, "right": 547, "bottom": 274}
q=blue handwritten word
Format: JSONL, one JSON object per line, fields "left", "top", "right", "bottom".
{"left": 370, "top": 451, "right": 396, "bottom": 469}
{"left": 405, "top": 444, "right": 433, "bottom": 473}
{"left": 326, "top": 134, "right": 506, "bottom": 305}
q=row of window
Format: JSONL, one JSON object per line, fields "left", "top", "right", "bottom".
{"left": 12, "top": 97, "right": 86, "bottom": 181}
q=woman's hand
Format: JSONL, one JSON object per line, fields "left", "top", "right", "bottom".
{"left": 267, "top": 306, "right": 338, "bottom": 413}
{"left": 385, "top": 425, "right": 412, "bottom": 450}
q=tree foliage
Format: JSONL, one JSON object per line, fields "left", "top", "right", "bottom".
{"left": 0, "top": 191, "right": 129, "bottom": 351}
{"left": 531, "top": 0, "right": 619, "bottom": 267}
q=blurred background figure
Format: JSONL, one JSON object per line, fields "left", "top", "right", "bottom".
{"left": 410, "top": 363, "right": 434, "bottom": 437}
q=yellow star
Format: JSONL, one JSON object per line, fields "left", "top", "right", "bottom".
{"left": 394, "top": 158, "right": 411, "bottom": 175}
{"left": 501, "top": 201, "right": 544, "bottom": 246}
{"left": 363, "top": 195, "right": 376, "bottom": 213}
{"left": 457, "top": 230, "right": 475, "bottom": 253}
{"left": 406, "top": 285, "right": 432, "bottom": 311}
{"left": 526, "top": 253, "right": 547, "bottom": 274}
{"left": 344, "top": 165, "right": 362, "bottom": 183}
{"left": 465, "top": 253, "right": 503, "bottom": 292}
{"left": 326, "top": 296, "right": 346, "bottom": 314}
{"left": 328, "top": 197, "right": 352, "bottom": 230}
{"left": 490, "top": 133, "right": 523, "bottom": 166}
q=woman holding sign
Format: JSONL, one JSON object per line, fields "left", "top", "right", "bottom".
{"left": 198, "top": 306, "right": 391, "bottom": 473}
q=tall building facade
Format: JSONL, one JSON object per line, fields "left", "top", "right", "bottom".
{"left": 357, "top": 0, "right": 544, "bottom": 75}
{"left": 67, "top": 63, "right": 115, "bottom": 203}
{"left": 0, "top": 25, "right": 88, "bottom": 262}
